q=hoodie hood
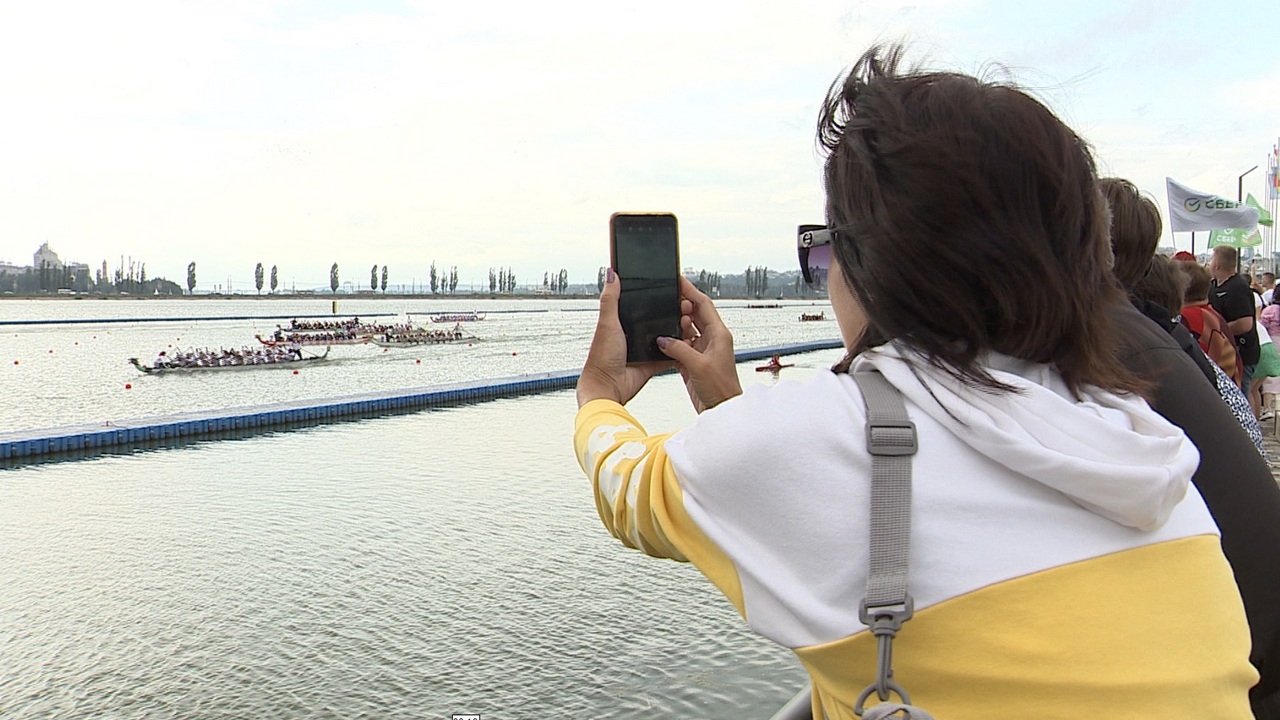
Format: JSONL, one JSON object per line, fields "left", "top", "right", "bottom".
{"left": 852, "top": 344, "right": 1198, "bottom": 532}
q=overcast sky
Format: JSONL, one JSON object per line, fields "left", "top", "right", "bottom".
{"left": 1, "top": 0, "right": 1277, "bottom": 291}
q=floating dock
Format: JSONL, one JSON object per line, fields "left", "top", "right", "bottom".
{"left": 0, "top": 341, "right": 842, "bottom": 466}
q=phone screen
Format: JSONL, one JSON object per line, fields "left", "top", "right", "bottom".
{"left": 610, "top": 213, "right": 681, "bottom": 364}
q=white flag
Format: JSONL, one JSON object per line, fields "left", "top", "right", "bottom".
{"left": 1166, "top": 177, "right": 1259, "bottom": 232}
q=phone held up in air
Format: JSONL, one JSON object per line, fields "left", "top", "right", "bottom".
{"left": 609, "top": 212, "right": 682, "bottom": 364}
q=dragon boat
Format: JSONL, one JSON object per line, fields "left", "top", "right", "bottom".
{"left": 129, "top": 348, "right": 330, "bottom": 374}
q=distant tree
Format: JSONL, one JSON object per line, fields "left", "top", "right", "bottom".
{"left": 270, "top": 265, "right": 278, "bottom": 293}
{"left": 507, "top": 267, "right": 515, "bottom": 293}
{"left": 489, "top": 267, "right": 497, "bottom": 294}
{"left": 254, "top": 263, "right": 264, "bottom": 294}
{"left": 429, "top": 261, "right": 438, "bottom": 294}
{"left": 187, "top": 262, "right": 196, "bottom": 294}
{"left": 558, "top": 269, "right": 568, "bottom": 294}
{"left": 329, "top": 263, "right": 339, "bottom": 293}
{"left": 381, "top": 265, "right": 388, "bottom": 292}
{"left": 370, "top": 264, "right": 378, "bottom": 291}
{"left": 449, "top": 266, "right": 458, "bottom": 294}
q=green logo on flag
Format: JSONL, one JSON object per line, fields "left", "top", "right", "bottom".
{"left": 1208, "top": 226, "right": 1262, "bottom": 248}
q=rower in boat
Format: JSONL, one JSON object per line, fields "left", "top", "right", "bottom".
{"left": 755, "top": 355, "right": 795, "bottom": 372}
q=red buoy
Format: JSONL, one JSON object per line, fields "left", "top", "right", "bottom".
{"left": 415, "top": 359, "right": 421, "bottom": 364}
{"left": 125, "top": 383, "right": 132, "bottom": 389}
{"left": 12, "top": 360, "right": 17, "bottom": 365}
{"left": 293, "top": 370, "right": 299, "bottom": 375}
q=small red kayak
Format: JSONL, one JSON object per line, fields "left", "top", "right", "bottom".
{"left": 756, "top": 356, "right": 794, "bottom": 372}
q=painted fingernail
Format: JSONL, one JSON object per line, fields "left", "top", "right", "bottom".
{"left": 656, "top": 336, "right": 670, "bottom": 349}
{"left": 606, "top": 268, "right": 616, "bottom": 283}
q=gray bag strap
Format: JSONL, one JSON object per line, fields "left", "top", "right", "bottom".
{"left": 849, "top": 370, "right": 934, "bottom": 720}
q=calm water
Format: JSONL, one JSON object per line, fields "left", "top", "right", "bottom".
{"left": 0, "top": 297, "right": 842, "bottom": 719}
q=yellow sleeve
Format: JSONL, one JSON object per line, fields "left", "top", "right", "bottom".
{"left": 573, "top": 398, "right": 687, "bottom": 560}
{"left": 573, "top": 399, "right": 747, "bottom": 615}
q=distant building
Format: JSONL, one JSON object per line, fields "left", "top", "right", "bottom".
{"left": 0, "top": 243, "right": 89, "bottom": 277}
{"left": 34, "top": 242, "right": 62, "bottom": 269}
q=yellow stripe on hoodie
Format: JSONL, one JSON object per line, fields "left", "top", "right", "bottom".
{"left": 797, "top": 536, "right": 1256, "bottom": 719}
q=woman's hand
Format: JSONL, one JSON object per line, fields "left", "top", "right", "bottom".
{"left": 576, "top": 269, "right": 671, "bottom": 408}
{"left": 658, "top": 276, "right": 742, "bottom": 413}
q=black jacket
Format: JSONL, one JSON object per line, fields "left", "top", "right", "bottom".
{"left": 1112, "top": 301, "right": 1280, "bottom": 717}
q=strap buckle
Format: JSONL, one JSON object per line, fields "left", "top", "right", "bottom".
{"left": 856, "top": 597, "right": 915, "bottom": 709}
{"left": 859, "top": 597, "right": 914, "bottom": 632}
{"left": 866, "top": 420, "right": 917, "bottom": 456}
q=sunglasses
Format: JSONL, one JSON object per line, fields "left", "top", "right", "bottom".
{"left": 797, "top": 224, "right": 836, "bottom": 288}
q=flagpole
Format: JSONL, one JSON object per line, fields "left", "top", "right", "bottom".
{"left": 1237, "top": 166, "right": 1259, "bottom": 274}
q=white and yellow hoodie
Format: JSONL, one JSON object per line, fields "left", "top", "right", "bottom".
{"left": 574, "top": 345, "right": 1257, "bottom": 719}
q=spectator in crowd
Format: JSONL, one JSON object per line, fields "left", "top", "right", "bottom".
{"left": 1261, "top": 272, "right": 1276, "bottom": 306}
{"left": 576, "top": 46, "right": 1258, "bottom": 718}
{"left": 1210, "top": 245, "right": 1261, "bottom": 413}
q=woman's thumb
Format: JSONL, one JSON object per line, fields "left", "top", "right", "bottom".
{"left": 596, "top": 267, "right": 620, "bottom": 324}
{"left": 656, "top": 336, "right": 693, "bottom": 364}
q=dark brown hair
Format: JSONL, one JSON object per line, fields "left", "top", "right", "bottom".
{"left": 818, "top": 45, "right": 1144, "bottom": 397}
{"left": 1100, "top": 177, "right": 1162, "bottom": 286}
{"left": 1131, "top": 255, "right": 1185, "bottom": 316}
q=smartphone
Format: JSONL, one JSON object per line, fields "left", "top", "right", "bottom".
{"left": 609, "top": 212, "right": 682, "bottom": 364}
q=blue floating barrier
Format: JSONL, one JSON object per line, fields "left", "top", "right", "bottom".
{"left": 0, "top": 341, "right": 843, "bottom": 466}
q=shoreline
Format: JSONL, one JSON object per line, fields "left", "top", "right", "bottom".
{"left": 0, "top": 292, "right": 829, "bottom": 302}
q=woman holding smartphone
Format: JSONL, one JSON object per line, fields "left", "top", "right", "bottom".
{"left": 574, "top": 45, "right": 1256, "bottom": 718}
